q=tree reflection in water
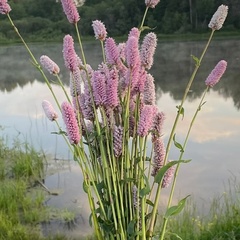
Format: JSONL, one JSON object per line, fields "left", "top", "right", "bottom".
{"left": 0, "top": 39, "right": 239, "bottom": 109}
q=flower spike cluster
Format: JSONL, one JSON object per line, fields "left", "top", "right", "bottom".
{"left": 0, "top": 0, "right": 232, "bottom": 238}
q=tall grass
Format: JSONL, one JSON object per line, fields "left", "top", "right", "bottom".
{"left": 0, "top": 135, "right": 80, "bottom": 240}
{"left": 0, "top": 136, "right": 46, "bottom": 239}
{"left": 165, "top": 176, "right": 240, "bottom": 240}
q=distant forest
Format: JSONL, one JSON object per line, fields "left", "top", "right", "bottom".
{"left": 0, "top": 0, "right": 239, "bottom": 41}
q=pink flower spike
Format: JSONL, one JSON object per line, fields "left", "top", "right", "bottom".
{"left": 40, "top": 55, "right": 60, "bottom": 75}
{"left": 137, "top": 105, "right": 155, "bottom": 137}
{"left": 205, "top": 60, "right": 227, "bottom": 87}
{"left": 126, "top": 36, "right": 140, "bottom": 68}
{"left": 0, "top": 0, "right": 11, "bottom": 14}
{"left": 63, "top": 35, "right": 79, "bottom": 71}
{"left": 105, "top": 37, "right": 120, "bottom": 65}
{"left": 61, "top": 101, "right": 81, "bottom": 144}
{"left": 42, "top": 100, "right": 58, "bottom": 121}
{"left": 113, "top": 125, "right": 123, "bottom": 157}
{"left": 208, "top": 5, "right": 228, "bottom": 31}
{"left": 152, "top": 111, "right": 165, "bottom": 142}
{"left": 106, "top": 67, "right": 119, "bottom": 108}
{"left": 128, "top": 27, "right": 140, "bottom": 39}
{"left": 92, "top": 20, "right": 107, "bottom": 41}
{"left": 162, "top": 161, "right": 175, "bottom": 188}
{"left": 60, "top": 0, "right": 80, "bottom": 24}
{"left": 151, "top": 138, "right": 165, "bottom": 177}
{"left": 140, "top": 32, "right": 157, "bottom": 69}
{"left": 145, "top": 0, "right": 160, "bottom": 8}
{"left": 144, "top": 73, "right": 156, "bottom": 105}
{"left": 80, "top": 93, "right": 94, "bottom": 120}
{"left": 118, "top": 43, "right": 126, "bottom": 62}
{"left": 92, "top": 70, "right": 107, "bottom": 107}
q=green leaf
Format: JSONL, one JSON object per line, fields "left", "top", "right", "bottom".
{"left": 191, "top": 54, "right": 200, "bottom": 66}
{"left": 51, "top": 129, "right": 67, "bottom": 136}
{"left": 83, "top": 180, "right": 88, "bottom": 193}
{"left": 96, "top": 181, "right": 105, "bottom": 200}
{"left": 199, "top": 101, "right": 207, "bottom": 110}
{"left": 145, "top": 156, "right": 151, "bottom": 162}
{"left": 176, "top": 105, "right": 184, "bottom": 119}
{"left": 139, "top": 171, "right": 151, "bottom": 197}
{"left": 73, "top": 145, "right": 80, "bottom": 161}
{"left": 146, "top": 199, "right": 154, "bottom": 207}
{"left": 140, "top": 25, "right": 156, "bottom": 32}
{"left": 154, "top": 160, "right": 190, "bottom": 184}
{"left": 167, "top": 232, "right": 183, "bottom": 240}
{"left": 173, "top": 134, "right": 184, "bottom": 153}
{"left": 89, "top": 213, "right": 93, "bottom": 227}
{"left": 127, "top": 219, "right": 136, "bottom": 236}
{"left": 164, "top": 195, "right": 190, "bottom": 219}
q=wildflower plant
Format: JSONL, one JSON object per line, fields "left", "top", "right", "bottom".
{"left": 0, "top": 0, "right": 229, "bottom": 239}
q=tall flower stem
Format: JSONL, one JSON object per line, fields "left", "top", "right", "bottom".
{"left": 75, "top": 23, "right": 87, "bottom": 66}
{"left": 56, "top": 74, "right": 71, "bottom": 103}
{"left": 159, "top": 86, "right": 209, "bottom": 240}
{"left": 100, "top": 40, "right": 106, "bottom": 63}
{"left": 140, "top": 7, "right": 149, "bottom": 31}
{"left": 147, "top": 29, "right": 215, "bottom": 239}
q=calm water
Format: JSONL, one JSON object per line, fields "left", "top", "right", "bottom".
{"left": 0, "top": 39, "right": 240, "bottom": 236}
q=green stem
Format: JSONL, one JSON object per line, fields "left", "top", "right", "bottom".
{"left": 147, "top": 29, "right": 215, "bottom": 239}
{"left": 139, "top": 136, "right": 148, "bottom": 240}
{"left": 56, "top": 74, "right": 71, "bottom": 103}
{"left": 75, "top": 23, "right": 87, "bottom": 66}
{"left": 101, "top": 108, "right": 125, "bottom": 238}
{"left": 140, "top": 7, "right": 149, "bottom": 31}
{"left": 101, "top": 40, "right": 106, "bottom": 63}
{"left": 159, "top": 86, "right": 209, "bottom": 240}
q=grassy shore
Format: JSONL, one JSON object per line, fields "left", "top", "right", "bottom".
{"left": 0, "top": 134, "right": 95, "bottom": 240}
{"left": 0, "top": 30, "right": 240, "bottom": 46}
{"left": 160, "top": 177, "right": 240, "bottom": 240}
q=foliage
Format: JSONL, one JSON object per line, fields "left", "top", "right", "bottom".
{"left": 0, "top": 135, "right": 79, "bottom": 240}
{"left": 0, "top": 0, "right": 239, "bottom": 42}
{"left": 166, "top": 177, "right": 240, "bottom": 240}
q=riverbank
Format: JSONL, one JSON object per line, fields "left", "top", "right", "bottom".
{"left": 0, "top": 134, "right": 93, "bottom": 240}
{"left": 0, "top": 30, "right": 240, "bottom": 46}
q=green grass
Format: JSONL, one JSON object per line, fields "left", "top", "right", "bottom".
{"left": 0, "top": 134, "right": 93, "bottom": 240}
{"left": 161, "top": 176, "right": 240, "bottom": 240}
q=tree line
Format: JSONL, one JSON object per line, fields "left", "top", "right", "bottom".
{"left": 0, "top": 0, "right": 239, "bottom": 42}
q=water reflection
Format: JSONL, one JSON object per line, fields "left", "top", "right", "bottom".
{"left": 1, "top": 40, "right": 240, "bottom": 109}
{"left": 0, "top": 39, "right": 240, "bottom": 237}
